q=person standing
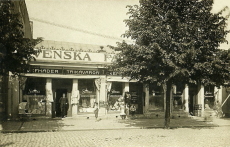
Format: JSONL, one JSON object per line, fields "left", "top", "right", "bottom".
{"left": 94, "top": 102, "right": 99, "bottom": 120}
{"left": 59, "top": 93, "right": 68, "bottom": 118}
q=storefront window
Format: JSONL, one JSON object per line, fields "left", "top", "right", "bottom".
{"left": 204, "top": 86, "right": 215, "bottom": 109}
{"left": 22, "top": 78, "right": 46, "bottom": 114}
{"left": 173, "top": 94, "right": 183, "bottom": 111}
{"left": 78, "top": 79, "right": 96, "bottom": 113}
{"left": 172, "top": 83, "right": 184, "bottom": 111}
{"left": 149, "top": 84, "right": 164, "bottom": 111}
{"left": 107, "top": 82, "right": 122, "bottom": 112}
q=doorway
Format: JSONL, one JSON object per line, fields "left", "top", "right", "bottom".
{"left": 55, "top": 89, "right": 67, "bottom": 117}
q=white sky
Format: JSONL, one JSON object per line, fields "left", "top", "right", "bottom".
{"left": 26, "top": 0, "right": 230, "bottom": 49}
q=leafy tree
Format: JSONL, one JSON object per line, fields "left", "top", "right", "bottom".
{"left": 0, "top": 0, "right": 42, "bottom": 76}
{"left": 111, "top": 0, "right": 230, "bottom": 128}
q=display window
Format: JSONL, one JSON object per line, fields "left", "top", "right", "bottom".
{"left": 78, "top": 79, "right": 96, "bottom": 113}
{"left": 107, "top": 82, "right": 122, "bottom": 112}
{"left": 149, "top": 83, "right": 164, "bottom": 111}
{"left": 204, "top": 85, "right": 215, "bottom": 109}
{"left": 22, "top": 78, "right": 46, "bottom": 114}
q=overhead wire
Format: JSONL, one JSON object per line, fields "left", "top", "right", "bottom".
{"left": 30, "top": 17, "right": 133, "bottom": 43}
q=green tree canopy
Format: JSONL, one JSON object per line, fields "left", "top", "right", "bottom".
{"left": 112, "top": 0, "right": 230, "bottom": 87}
{"left": 0, "top": 1, "right": 42, "bottom": 75}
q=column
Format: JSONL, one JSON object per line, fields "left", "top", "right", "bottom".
{"left": 11, "top": 78, "right": 19, "bottom": 120}
{"left": 95, "top": 78, "right": 101, "bottom": 106}
{"left": 183, "top": 84, "right": 189, "bottom": 112}
{"left": 46, "top": 78, "right": 53, "bottom": 117}
{"left": 71, "top": 79, "right": 79, "bottom": 116}
{"left": 214, "top": 86, "right": 222, "bottom": 103}
{"left": 197, "top": 83, "right": 204, "bottom": 116}
{"left": 143, "top": 83, "right": 149, "bottom": 113}
{"left": 122, "top": 82, "right": 129, "bottom": 96}
{"left": 99, "top": 77, "right": 106, "bottom": 114}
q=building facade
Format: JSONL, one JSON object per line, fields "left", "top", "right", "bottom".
{"left": 6, "top": 40, "right": 227, "bottom": 119}
{"left": 18, "top": 40, "right": 141, "bottom": 118}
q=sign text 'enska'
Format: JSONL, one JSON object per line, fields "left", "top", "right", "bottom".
{"left": 34, "top": 50, "right": 115, "bottom": 62}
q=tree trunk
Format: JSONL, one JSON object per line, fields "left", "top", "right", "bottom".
{"left": 164, "top": 80, "right": 172, "bottom": 129}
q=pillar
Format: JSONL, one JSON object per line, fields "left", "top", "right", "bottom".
{"left": 99, "top": 77, "right": 106, "bottom": 114}
{"left": 71, "top": 79, "right": 79, "bottom": 116}
{"left": 7, "top": 75, "right": 20, "bottom": 120}
{"left": 197, "top": 83, "right": 204, "bottom": 115}
{"left": 46, "top": 78, "right": 53, "bottom": 117}
{"left": 143, "top": 83, "right": 149, "bottom": 113}
{"left": 122, "top": 82, "right": 129, "bottom": 96}
{"left": 9, "top": 77, "right": 20, "bottom": 120}
{"left": 7, "top": 78, "right": 12, "bottom": 119}
{"left": 214, "top": 86, "right": 222, "bottom": 103}
{"left": 95, "top": 78, "right": 100, "bottom": 106}
{"left": 183, "top": 84, "right": 189, "bottom": 112}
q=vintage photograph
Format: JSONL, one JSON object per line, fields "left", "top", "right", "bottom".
{"left": 1, "top": 0, "right": 230, "bottom": 146}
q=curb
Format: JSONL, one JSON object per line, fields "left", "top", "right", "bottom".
{"left": 0, "top": 124, "right": 220, "bottom": 133}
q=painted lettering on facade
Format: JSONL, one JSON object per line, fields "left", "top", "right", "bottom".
{"left": 28, "top": 67, "right": 121, "bottom": 76}
{"left": 65, "top": 70, "right": 100, "bottom": 75}
{"left": 31, "top": 68, "right": 60, "bottom": 74}
{"left": 35, "top": 50, "right": 115, "bottom": 63}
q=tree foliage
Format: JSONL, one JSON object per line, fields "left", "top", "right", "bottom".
{"left": 0, "top": 1, "right": 42, "bottom": 76}
{"left": 112, "top": 0, "right": 230, "bottom": 87}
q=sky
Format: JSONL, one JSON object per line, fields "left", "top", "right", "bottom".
{"left": 25, "top": 0, "right": 230, "bottom": 49}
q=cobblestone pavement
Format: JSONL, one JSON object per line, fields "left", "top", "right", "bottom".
{"left": 2, "top": 114, "right": 230, "bottom": 133}
{"left": 1, "top": 126, "right": 230, "bottom": 147}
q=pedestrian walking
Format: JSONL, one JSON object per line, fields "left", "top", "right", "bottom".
{"left": 59, "top": 93, "right": 68, "bottom": 118}
{"left": 94, "top": 102, "right": 99, "bottom": 120}
{"left": 130, "top": 104, "right": 136, "bottom": 118}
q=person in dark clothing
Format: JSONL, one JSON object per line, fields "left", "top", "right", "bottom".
{"left": 59, "top": 93, "right": 68, "bottom": 118}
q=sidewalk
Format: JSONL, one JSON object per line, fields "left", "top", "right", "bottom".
{"left": 1, "top": 114, "right": 230, "bottom": 133}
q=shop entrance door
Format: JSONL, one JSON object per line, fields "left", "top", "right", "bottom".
{"left": 55, "top": 89, "right": 67, "bottom": 117}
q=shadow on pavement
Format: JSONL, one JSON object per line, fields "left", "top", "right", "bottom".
{"left": 116, "top": 116, "right": 218, "bottom": 129}
{"left": 0, "top": 117, "right": 68, "bottom": 133}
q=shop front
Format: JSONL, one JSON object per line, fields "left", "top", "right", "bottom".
{"left": 16, "top": 40, "right": 116, "bottom": 118}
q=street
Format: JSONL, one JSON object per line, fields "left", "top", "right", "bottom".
{"left": 1, "top": 126, "right": 230, "bottom": 147}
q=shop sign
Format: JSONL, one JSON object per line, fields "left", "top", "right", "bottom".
{"left": 28, "top": 68, "right": 62, "bottom": 74}
{"left": 65, "top": 70, "right": 100, "bottom": 75}
{"left": 34, "top": 50, "right": 115, "bottom": 63}
{"left": 28, "top": 67, "right": 106, "bottom": 75}
{"left": 205, "top": 91, "right": 214, "bottom": 97}
{"left": 81, "top": 89, "right": 93, "bottom": 94}
{"left": 131, "top": 92, "right": 138, "bottom": 104}
{"left": 107, "top": 71, "right": 120, "bottom": 76}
